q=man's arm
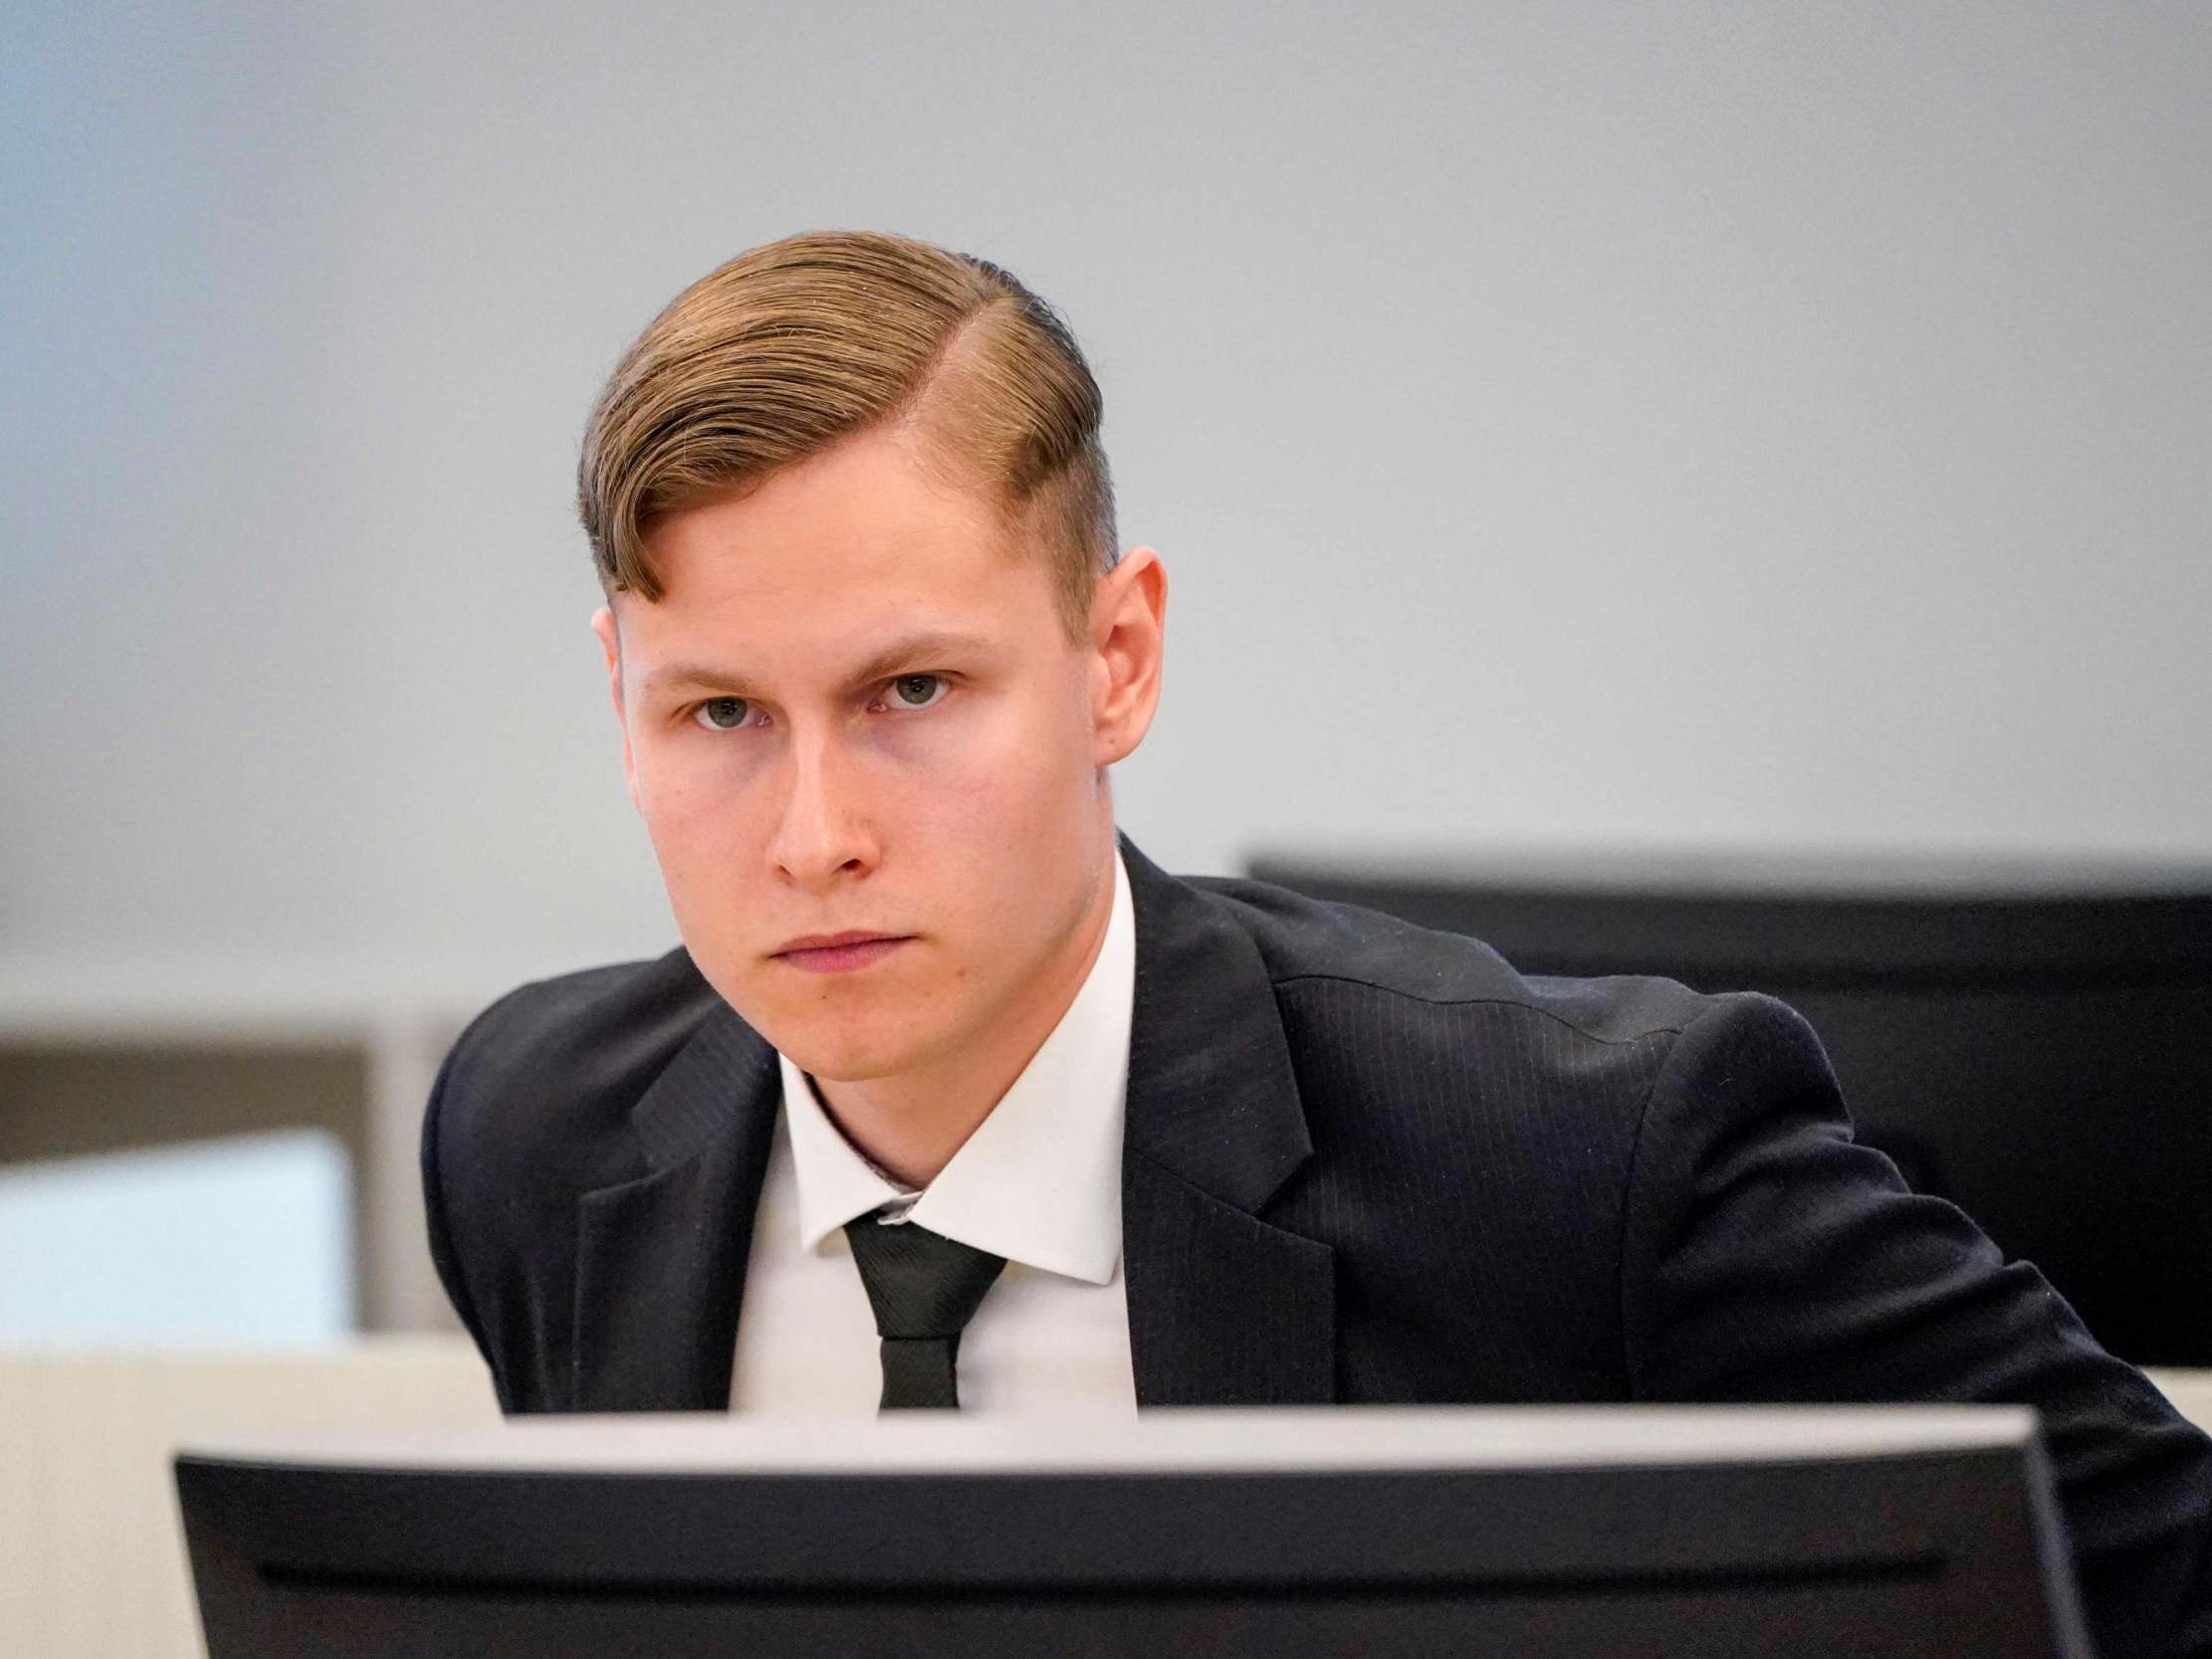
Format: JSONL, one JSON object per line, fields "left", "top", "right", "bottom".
{"left": 1619, "top": 990, "right": 2212, "bottom": 1659}
{"left": 420, "top": 1033, "right": 507, "bottom": 1405}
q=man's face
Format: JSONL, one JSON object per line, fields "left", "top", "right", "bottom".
{"left": 593, "top": 426, "right": 1161, "bottom": 1086}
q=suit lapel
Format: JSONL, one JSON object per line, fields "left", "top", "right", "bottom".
{"left": 1119, "top": 837, "right": 1337, "bottom": 1404}
{"left": 571, "top": 1003, "right": 778, "bottom": 1411}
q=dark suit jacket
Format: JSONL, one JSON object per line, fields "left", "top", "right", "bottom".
{"left": 425, "top": 836, "right": 2212, "bottom": 1657}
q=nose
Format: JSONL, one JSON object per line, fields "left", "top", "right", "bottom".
{"left": 768, "top": 728, "right": 878, "bottom": 891}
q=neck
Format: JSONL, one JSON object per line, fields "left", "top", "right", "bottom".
{"left": 813, "top": 837, "right": 1119, "bottom": 1189}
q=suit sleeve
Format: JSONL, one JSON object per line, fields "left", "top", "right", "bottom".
{"left": 1618, "top": 990, "right": 2212, "bottom": 1659}
{"left": 420, "top": 1040, "right": 480, "bottom": 1333}
{"left": 419, "top": 1019, "right": 528, "bottom": 1413}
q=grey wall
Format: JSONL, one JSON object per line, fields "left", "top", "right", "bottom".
{"left": 7, "top": 0, "right": 2209, "bottom": 982}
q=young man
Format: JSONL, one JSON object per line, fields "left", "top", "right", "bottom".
{"left": 424, "top": 230, "right": 2211, "bottom": 1652}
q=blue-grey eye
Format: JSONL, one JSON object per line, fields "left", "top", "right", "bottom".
{"left": 890, "top": 674, "right": 946, "bottom": 709}
{"left": 694, "top": 697, "right": 752, "bottom": 730}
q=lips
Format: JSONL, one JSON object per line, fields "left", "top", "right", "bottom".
{"left": 772, "top": 932, "right": 913, "bottom": 974}
{"left": 776, "top": 931, "right": 902, "bottom": 953}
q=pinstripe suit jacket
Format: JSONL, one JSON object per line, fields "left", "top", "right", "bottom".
{"left": 423, "top": 834, "right": 2212, "bottom": 1656}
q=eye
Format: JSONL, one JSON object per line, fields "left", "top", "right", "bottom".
{"left": 692, "top": 696, "right": 760, "bottom": 731}
{"left": 884, "top": 673, "right": 949, "bottom": 711}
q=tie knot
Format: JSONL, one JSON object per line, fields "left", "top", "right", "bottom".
{"left": 843, "top": 1214, "right": 1007, "bottom": 1342}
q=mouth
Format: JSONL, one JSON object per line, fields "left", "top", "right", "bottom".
{"left": 771, "top": 932, "right": 915, "bottom": 974}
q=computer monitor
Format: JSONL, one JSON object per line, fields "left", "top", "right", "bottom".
{"left": 1247, "top": 854, "right": 2212, "bottom": 1365}
{"left": 176, "top": 1407, "right": 2090, "bottom": 1657}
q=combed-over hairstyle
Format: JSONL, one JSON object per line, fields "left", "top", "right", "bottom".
{"left": 577, "top": 229, "right": 1118, "bottom": 639}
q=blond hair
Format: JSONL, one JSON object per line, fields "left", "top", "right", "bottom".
{"left": 577, "top": 229, "right": 1117, "bottom": 638}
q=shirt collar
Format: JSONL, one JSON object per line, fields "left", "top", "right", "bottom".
{"left": 776, "top": 845, "right": 1134, "bottom": 1286}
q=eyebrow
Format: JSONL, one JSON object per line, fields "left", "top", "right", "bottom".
{"left": 641, "top": 630, "right": 1000, "bottom": 702}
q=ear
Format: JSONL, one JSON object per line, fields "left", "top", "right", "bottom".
{"left": 590, "top": 604, "right": 643, "bottom": 816}
{"left": 1087, "top": 546, "right": 1167, "bottom": 768}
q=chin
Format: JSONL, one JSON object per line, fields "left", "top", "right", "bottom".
{"left": 777, "top": 1033, "right": 920, "bottom": 1084}
{"left": 751, "top": 1000, "right": 933, "bottom": 1083}
{"left": 711, "top": 945, "right": 972, "bottom": 1082}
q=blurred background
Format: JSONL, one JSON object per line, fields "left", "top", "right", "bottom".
{"left": 3, "top": 3, "right": 2210, "bottom": 1645}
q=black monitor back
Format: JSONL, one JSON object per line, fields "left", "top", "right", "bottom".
{"left": 1248, "top": 854, "right": 2212, "bottom": 1365}
{"left": 176, "top": 1409, "right": 2088, "bottom": 1658}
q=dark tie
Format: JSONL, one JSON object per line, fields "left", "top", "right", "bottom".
{"left": 842, "top": 1214, "right": 1007, "bottom": 1409}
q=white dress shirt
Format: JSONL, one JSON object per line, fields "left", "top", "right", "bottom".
{"left": 729, "top": 848, "right": 1137, "bottom": 1415}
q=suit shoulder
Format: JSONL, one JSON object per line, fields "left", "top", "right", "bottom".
{"left": 447, "top": 946, "right": 722, "bottom": 1070}
{"left": 430, "top": 946, "right": 731, "bottom": 1194}
{"left": 1185, "top": 872, "right": 1714, "bottom": 1048}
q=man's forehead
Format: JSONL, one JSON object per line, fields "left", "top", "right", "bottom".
{"left": 612, "top": 528, "right": 1059, "bottom": 683}
{"left": 641, "top": 430, "right": 1025, "bottom": 589}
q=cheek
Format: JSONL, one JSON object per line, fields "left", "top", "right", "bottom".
{"left": 893, "top": 706, "right": 1098, "bottom": 966}
{"left": 632, "top": 740, "right": 766, "bottom": 883}
{"left": 907, "top": 693, "right": 1091, "bottom": 842}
